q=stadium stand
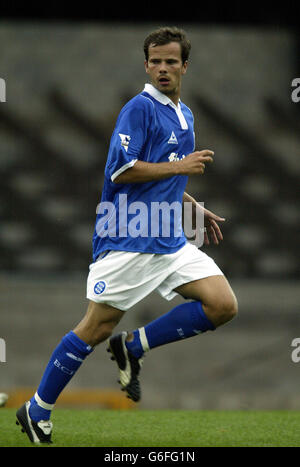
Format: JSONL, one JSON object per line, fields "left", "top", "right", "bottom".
{"left": 0, "top": 24, "right": 299, "bottom": 279}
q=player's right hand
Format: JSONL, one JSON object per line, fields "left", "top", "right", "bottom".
{"left": 179, "top": 150, "right": 214, "bottom": 175}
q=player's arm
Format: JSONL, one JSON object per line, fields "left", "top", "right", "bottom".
{"left": 183, "top": 191, "right": 225, "bottom": 245}
{"left": 113, "top": 150, "right": 214, "bottom": 184}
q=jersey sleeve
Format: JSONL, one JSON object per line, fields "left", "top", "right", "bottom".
{"left": 106, "top": 97, "right": 153, "bottom": 182}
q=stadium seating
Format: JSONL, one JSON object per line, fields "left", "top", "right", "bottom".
{"left": 0, "top": 24, "right": 299, "bottom": 279}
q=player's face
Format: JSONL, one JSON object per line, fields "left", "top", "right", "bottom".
{"left": 145, "top": 42, "right": 188, "bottom": 104}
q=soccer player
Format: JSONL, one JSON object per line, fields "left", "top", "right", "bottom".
{"left": 16, "top": 27, "right": 238, "bottom": 443}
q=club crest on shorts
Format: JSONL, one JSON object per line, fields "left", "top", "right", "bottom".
{"left": 94, "top": 280, "right": 106, "bottom": 295}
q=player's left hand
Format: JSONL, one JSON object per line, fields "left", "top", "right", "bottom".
{"left": 203, "top": 208, "right": 225, "bottom": 245}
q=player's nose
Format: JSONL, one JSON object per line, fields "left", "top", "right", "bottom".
{"left": 158, "top": 62, "right": 168, "bottom": 73}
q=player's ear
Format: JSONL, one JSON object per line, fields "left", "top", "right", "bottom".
{"left": 181, "top": 61, "right": 188, "bottom": 75}
{"left": 144, "top": 60, "right": 150, "bottom": 74}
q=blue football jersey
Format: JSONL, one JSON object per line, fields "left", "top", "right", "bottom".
{"left": 92, "top": 83, "right": 195, "bottom": 261}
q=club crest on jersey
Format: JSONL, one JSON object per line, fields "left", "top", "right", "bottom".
{"left": 168, "top": 152, "right": 185, "bottom": 162}
{"left": 168, "top": 131, "right": 178, "bottom": 144}
{"left": 119, "top": 133, "right": 131, "bottom": 152}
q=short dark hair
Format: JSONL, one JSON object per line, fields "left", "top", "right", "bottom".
{"left": 143, "top": 26, "right": 191, "bottom": 64}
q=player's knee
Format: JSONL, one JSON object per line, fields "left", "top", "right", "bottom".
{"left": 221, "top": 294, "right": 238, "bottom": 323}
{"left": 206, "top": 294, "right": 238, "bottom": 327}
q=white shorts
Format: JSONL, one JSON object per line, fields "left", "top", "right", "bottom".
{"left": 86, "top": 242, "right": 223, "bottom": 311}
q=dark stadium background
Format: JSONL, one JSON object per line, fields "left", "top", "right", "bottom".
{"left": 1, "top": 3, "right": 300, "bottom": 411}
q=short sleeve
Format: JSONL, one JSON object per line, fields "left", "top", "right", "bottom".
{"left": 106, "top": 98, "right": 152, "bottom": 182}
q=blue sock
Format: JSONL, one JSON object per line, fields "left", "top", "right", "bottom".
{"left": 125, "top": 329, "right": 144, "bottom": 359}
{"left": 126, "top": 301, "right": 215, "bottom": 358}
{"left": 29, "top": 331, "right": 93, "bottom": 422}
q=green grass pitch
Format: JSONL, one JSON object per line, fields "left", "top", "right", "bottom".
{"left": 1, "top": 408, "right": 300, "bottom": 447}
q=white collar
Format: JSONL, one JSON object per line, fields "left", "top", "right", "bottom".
{"left": 143, "top": 83, "right": 181, "bottom": 109}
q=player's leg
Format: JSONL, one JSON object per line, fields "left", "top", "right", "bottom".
{"left": 125, "top": 274, "right": 237, "bottom": 355}
{"left": 73, "top": 300, "right": 125, "bottom": 346}
{"left": 109, "top": 275, "right": 237, "bottom": 403}
{"left": 174, "top": 274, "right": 238, "bottom": 327}
{"left": 16, "top": 301, "right": 123, "bottom": 443}
{"left": 30, "top": 300, "right": 124, "bottom": 418}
